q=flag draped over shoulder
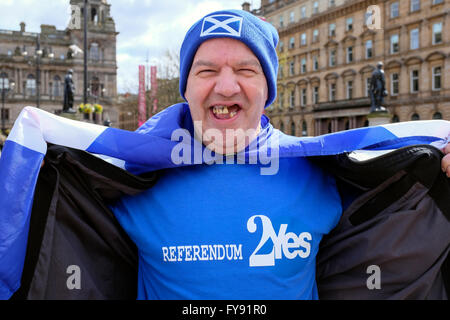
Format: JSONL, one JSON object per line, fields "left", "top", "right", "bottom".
{"left": 0, "top": 103, "right": 449, "bottom": 299}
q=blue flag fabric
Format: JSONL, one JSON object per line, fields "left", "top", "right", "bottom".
{"left": 0, "top": 103, "right": 449, "bottom": 299}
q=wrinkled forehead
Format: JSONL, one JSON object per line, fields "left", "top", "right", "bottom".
{"left": 190, "top": 38, "right": 263, "bottom": 70}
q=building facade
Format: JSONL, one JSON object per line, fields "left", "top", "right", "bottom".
{"left": 0, "top": 0, "right": 118, "bottom": 132}
{"left": 253, "top": 0, "right": 450, "bottom": 136}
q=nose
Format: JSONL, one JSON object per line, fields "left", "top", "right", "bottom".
{"left": 213, "top": 67, "right": 241, "bottom": 97}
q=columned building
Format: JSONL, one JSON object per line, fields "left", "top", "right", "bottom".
{"left": 0, "top": 0, "right": 119, "bottom": 131}
{"left": 252, "top": 0, "right": 450, "bottom": 136}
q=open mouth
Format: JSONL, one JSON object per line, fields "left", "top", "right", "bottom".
{"left": 210, "top": 104, "right": 241, "bottom": 120}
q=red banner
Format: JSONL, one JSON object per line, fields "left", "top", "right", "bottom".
{"left": 138, "top": 65, "right": 146, "bottom": 126}
{"left": 150, "top": 66, "right": 158, "bottom": 115}
{"left": 150, "top": 66, "right": 157, "bottom": 97}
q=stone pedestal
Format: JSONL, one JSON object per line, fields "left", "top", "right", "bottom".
{"left": 58, "top": 111, "right": 83, "bottom": 122}
{"left": 367, "top": 110, "right": 391, "bottom": 126}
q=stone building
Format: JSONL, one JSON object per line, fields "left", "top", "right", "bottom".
{"left": 0, "top": 0, "right": 118, "bottom": 132}
{"left": 251, "top": 0, "right": 450, "bottom": 136}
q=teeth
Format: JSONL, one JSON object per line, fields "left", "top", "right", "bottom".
{"left": 212, "top": 105, "right": 229, "bottom": 114}
{"left": 212, "top": 105, "right": 237, "bottom": 118}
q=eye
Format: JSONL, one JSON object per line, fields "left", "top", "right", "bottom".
{"left": 197, "top": 69, "right": 216, "bottom": 76}
{"left": 238, "top": 68, "right": 257, "bottom": 75}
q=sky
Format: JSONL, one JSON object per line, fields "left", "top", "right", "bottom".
{"left": 0, "top": 0, "right": 262, "bottom": 94}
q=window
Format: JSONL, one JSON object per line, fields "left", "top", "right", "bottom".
{"left": 90, "top": 76, "right": 100, "bottom": 97}
{"left": 291, "top": 121, "right": 296, "bottom": 136}
{"left": 278, "top": 92, "right": 284, "bottom": 110}
{"left": 279, "top": 41, "right": 284, "bottom": 52}
{"left": 289, "top": 37, "right": 295, "bottom": 49}
{"left": 390, "top": 34, "right": 399, "bottom": 54}
{"left": 0, "top": 72, "right": 9, "bottom": 90}
{"left": 366, "top": 77, "right": 371, "bottom": 97}
{"left": 433, "top": 112, "right": 442, "bottom": 119}
{"left": 346, "top": 80, "right": 353, "bottom": 99}
{"left": 410, "top": 0, "right": 420, "bottom": 12}
{"left": 26, "top": 74, "right": 36, "bottom": 96}
{"left": 410, "top": 70, "right": 419, "bottom": 93}
{"left": 411, "top": 113, "right": 420, "bottom": 121}
{"left": 278, "top": 65, "right": 284, "bottom": 79}
{"left": 432, "top": 66, "right": 441, "bottom": 91}
{"left": 301, "top": 57, "right": 306, "bottom": 73}
{"left": 433, "top": 0, "right": 443, "bottom": 4}
{"left": 329, "top": 83, "right": 336, "bottom": 101}
{"left": 329, "top": 23, "right": 336, "bottom": 37}
{"left": 313, "top": 29, "right": 319, "bottom": 42}
{"left": 329, "top": 0, "right": 335, "bottom": 7}
{"left": 410, "top": 28, "right": 419, "bottom": 50}
{"left": 90, "top": 42, "right": 99, "bottom": 60}
{"left": 365, "top": 40, "right": 373, "bottom": 58}
{"left": 313, "top": 55, "right": 319, "bottom": 71}
{"left": 433, "top": 22, "right": 442, "bottom": 44}
{"left": 301, "top": 6, "right": 306, "bottom": 19}
{"left": 279, "top": 15, "right": 284, "bottom": 28}
{"left": 7, "top": 50, "right": 12, "bottom": 56}
{"left": 280, "top": 121, "right": 284, "bottom": 132}
{"left": 329, "top": 49, "right": 336, "bottom": 66}
{"left": 391, "top": 2, "right": 399, "bottom": 18}
{"left": 346, "top": 18, "right": 353, "bottom": 31}
{"left": 313, "top": 86, "right": 319, "bottom": 104}
{"left": 313, "top": 1, "right": 319, "bottom": 14}
{"left": 346, "top": 46, "right": 353, "bottom": 63}
{"left": 391, "top": 73, "right": 399, "bottom": 95}
{"left": 392, "top": 115, "right": 400, "bottom": 122}
{"left": 53, "top": 75, "right": 61, "bottom": 97}
{"left": 289, "top": 90, "right": 295, "bottom": 108}
{"left": 301, "top": 88, "right": 307, "bottom": 106}
{"left": 289, "top": 60, "right": 295, "bottom": 76}
{"left": 289, "top": 11, "right": 295, "bottom": 23}
{"left": 300, "top": 33, "right": 306, "bottom": 46}
{"left": 302, "top": 121, "right": 307, "bottom": 136}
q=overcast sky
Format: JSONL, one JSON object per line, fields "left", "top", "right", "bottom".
{"left": 0, "top": 0, "right": 261, "bottom": 94}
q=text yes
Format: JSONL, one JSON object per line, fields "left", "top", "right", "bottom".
{"left": 247, "top": 215, "right": 312, "bottom": 267}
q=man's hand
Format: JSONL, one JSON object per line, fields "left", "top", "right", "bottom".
{"left": 441, "top": 144, "right": 450, "bottom": 177}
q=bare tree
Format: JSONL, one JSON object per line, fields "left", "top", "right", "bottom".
{"left": 148, "top": 49, "right": 184, "bottom": 115}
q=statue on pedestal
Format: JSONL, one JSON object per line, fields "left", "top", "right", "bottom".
{"left": 63, "top": 69, "right": 76, "bottom": 113}
{"left": 369, "top": 62, "right": 388, "bottom": 113}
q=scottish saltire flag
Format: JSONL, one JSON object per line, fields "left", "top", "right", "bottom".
{"left": 1, "top": 103, "right": 449, "bottom": 299}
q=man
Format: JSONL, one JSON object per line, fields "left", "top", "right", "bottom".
{"left": 109, "top": 9, "right": 450, "bottom": 299}
{"left": 110, "top": 10, "right": 341, "bottom": 299}
{"left": 1, "top": 9, "right": 450, "bottom": 301}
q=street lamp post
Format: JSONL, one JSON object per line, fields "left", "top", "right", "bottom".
{"left": 84, "top": 0, "right": 88, "bottom": 105}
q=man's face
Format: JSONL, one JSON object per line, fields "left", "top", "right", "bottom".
{"left": 185, "top": 38, "right": 268, "bottom": 155}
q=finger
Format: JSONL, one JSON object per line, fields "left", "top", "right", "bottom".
{"left": 442, "top": 143, "right": 450, "bottom": 155}
{"left": 442, "top": 154, "right": 450, "bottom": 176}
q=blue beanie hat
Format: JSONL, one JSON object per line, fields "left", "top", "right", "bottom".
{"left": 179, "top": 9, "right": 279, "bottom": 109}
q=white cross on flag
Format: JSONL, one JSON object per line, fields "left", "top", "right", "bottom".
{"left": 200, "top": 14, "right": 243, "bottom": 37}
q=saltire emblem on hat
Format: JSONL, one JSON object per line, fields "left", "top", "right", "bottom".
{"left": 200, "top": 14, "right": 243, "bottom": 37}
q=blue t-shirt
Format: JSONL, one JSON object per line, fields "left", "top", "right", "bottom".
{"left": 111, "top": 157, "right": 341, "bottom": 299}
